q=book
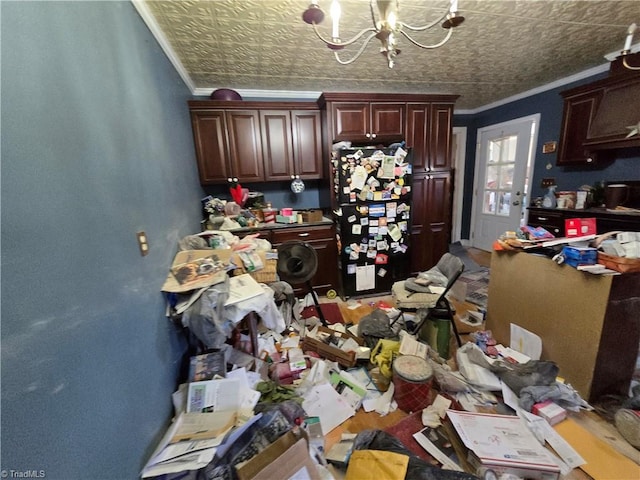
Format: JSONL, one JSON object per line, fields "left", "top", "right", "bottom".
{"left": 186, "top": 378, "right": 241, "bottom": 413}
{"left": 188, "top": 350, "right": 226, "bottom": 382}
{"left": 224, "top": 274, "right": 264, "bottom": 306}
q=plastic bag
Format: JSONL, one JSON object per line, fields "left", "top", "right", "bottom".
{"left": 352, "top": 430, "right": 479, "bottom": 480}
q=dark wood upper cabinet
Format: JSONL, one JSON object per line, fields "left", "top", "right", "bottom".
{"left": 189, "top": 101, "right": 323, "bottom": 185}
{"left": 189, "top": 110, "right": 233, "bottom": 184}
{"left": 226, "top": 110, "right": 264, "bottom": 182}
{"left": 370, "top": 102, "right": 405, "bottom": 138}
{"left": 557, "top": 88, "right": 603, "bottom": 166}
{"left": 291, "top": 110, "right": 323, "bottom": 179}
{"left": 260, "top": 110, "right": 294, "bottom": 181}
{"left": 429, "top": 104, "right": 454, "bottom": 171}
{"left": 320, "top": 94, "right": 405, "bottom": 142}
{"left": 557, "top": 60, "right": 640, "bottom": 166}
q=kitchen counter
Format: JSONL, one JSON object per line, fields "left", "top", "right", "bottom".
{"left": 527, "top": 206, "right": 640, "bottom": 235}
{"left": 201, "top": 216, "right": 334, "bottom": 235}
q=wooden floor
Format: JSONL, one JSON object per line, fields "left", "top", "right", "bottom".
{"left": 316, "top": 245, "right": 640, "bottom": 479}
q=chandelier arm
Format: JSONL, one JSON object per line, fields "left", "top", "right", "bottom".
{"left": 400, "top": 10, "right": 450, "bottom": 32}
{"left": 311, "top": 22, "right": 378, "bottom": 48}
{"left": 399, "top": 27, "right": 453, "bottom": 49}
{"left": 333, "top": 31, "right": 379, "bottom": 65}
{"left": 622, "top": 55, "right": 640, "bottom": 70}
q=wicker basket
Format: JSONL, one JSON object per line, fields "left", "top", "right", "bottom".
{"left": 231, "top": 251, "right": 278, "bottom": 283}
{"left": 597, "top": 252, "right": 640, "bottom": 273}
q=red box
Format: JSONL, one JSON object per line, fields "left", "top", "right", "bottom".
{"left": 565, "top": 217, "right": 596, "bottom": 237}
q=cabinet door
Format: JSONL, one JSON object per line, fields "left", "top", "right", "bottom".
{"left": 271, "top": 225, "right": 339, "bottom": 295}
{"left": 557, "top": 91, "right": 602, "bottom": 165}
{"left": 410, "top": 173, "right": 452, "bottom": 273}
{"left": 226, "top": 110, "right": 265, "bottom": 182}
{"left": 190, "top": 110, "right": 233, "bottom": 184}
{"left": 429, "top": 104, "right": 454, "bottom": 171}
{"left": 292, "top": 110, "right": 323, "bottom": 179}
{"left": 406, "top": 103, "right": 429, "bottom": 172}
{"left": 331, "top": 102, "right": 369, "bottom": 140}
{"left": 370, "top": 102, "right": 405, "bottom": 137}
{"left": 261, "top": 110, "right": 295, "bottom": 181}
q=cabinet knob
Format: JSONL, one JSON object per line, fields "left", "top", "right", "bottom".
{"left": 586, "top": 157, "right": 593, "bottom": 163}
{"left": 291, "top": 175, "right": 295, "bottom": 179}
{"left": 539, "top": 217, "right": 548, "bottom": 221}
{"left": 298, "top": 232, "right": 310, "bottom": 237}
{"left": 365, "top": 133, "right": 371, "bottom": 138}
{"left": 371, "top": 133, "right": 377, "bottom": 139}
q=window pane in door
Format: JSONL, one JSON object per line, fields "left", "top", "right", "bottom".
{"left": 498, "top": 191, "right": 511, "bottom": 216}
{"left": 482, "top": 134, "right": 518, "bottom": 218}
{"left": 483, "top": 191, "right": 496, "bottom": 214}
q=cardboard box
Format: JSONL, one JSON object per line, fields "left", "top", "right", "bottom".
{"left": 564, "top": 217, "right": 596, "bottom": 238}
{"left": 276, "top": 214, "right": 297, "bottom": 224}
{"left": 532, "top": 400, "right": 567, "bottom": 426}
{"left": 236, "top": 431, "right": 319, "bottom": 480}
{"left": 299, "top": 209, "right": 324, "bottom": 223}
{"left": 561, "top": 246, "right": 597, "bottom": 267}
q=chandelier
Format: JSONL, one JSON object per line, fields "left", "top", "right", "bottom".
{"left": 621, "top": 23, "right": 639, "bottom": 70}
{"left": 301, "top": 0, "right": 464, "bottom": 68}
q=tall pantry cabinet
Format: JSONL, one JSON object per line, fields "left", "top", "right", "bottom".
{"left": 406, "top": 100, "right": 457, "bottom": 272}
{"left": 319, "top": 93, "right": 458, "bottom": 274}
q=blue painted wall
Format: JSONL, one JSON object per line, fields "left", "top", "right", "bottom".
{"left": 454, "top": 74, "right": 640, "bottom": 239}
{"left": 1, "top": 2, "right": 202, "bottom": 478}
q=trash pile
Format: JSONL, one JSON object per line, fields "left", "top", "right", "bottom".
{"left": 144, "top": 232, "right": 609, "bottom": 480}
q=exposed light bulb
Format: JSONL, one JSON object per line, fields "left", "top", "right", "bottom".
{"left": 330, "top": 0, "right": 341, "bottom": 38}
{"left": 623, "top": 23, "right": 637, "bottom": 52}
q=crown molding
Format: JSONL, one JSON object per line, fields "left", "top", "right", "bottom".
{"left": 131, "top": 0, "right": 195, "bottom": 92}
{"left": 193, "top": 88, "right": 322, "bottom": 101}
{"left": 454, "top": 63, "right": 610, "bottom": 115}
{"left": 604, "top": 42, "right": 640, "bottom": 61}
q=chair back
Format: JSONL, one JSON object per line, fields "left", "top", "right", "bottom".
{"left": 433, "top": 253, "right": 465, "bottom": 311}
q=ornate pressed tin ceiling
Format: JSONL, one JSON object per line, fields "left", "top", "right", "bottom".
{"left": 137, "top": 0, "right": 638, "bottom": 110}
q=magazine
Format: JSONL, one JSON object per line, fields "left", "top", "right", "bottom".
{"left": 413, "top": 426, "right": 464, "bottom": 471}
{"left": 189, "top": 350, "right": 226, "bottom": 382}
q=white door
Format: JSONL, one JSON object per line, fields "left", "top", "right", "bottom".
{"left": 471, "top": 115, "right": 539, "bottom": 251}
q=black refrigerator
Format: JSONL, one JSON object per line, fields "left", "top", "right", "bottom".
{"left": 333, "top": 146, "right": 413, "bottom": 298}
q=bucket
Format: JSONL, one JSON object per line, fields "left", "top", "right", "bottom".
{"left": 605, "top": 184, "right": 629, "bottom": 209}
{"left": 419, "top": 317, "right": 451, "bottom": 359}
{"left": 392, "top": 355, "right": 433, "bottom": 413}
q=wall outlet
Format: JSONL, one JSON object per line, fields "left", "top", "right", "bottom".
{"left": 540, "top": 178, "right": 556, "bottom": 188}
{"left": 137, "top": 231, "right": 149, "bottom": 256}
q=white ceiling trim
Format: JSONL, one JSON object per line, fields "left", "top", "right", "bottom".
{"left": 604, "top": 42, "right": 640, "bottom": 61}
{"left": 455, "top": 63, "right": 610, "bottom": 115}
{"left": 131, "top": 0, "right": 195, "bottom": 92}
{"left": 193, "top": 88, "right": 323, "bottom": 101}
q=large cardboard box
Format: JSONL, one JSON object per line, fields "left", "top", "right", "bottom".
{"left": 486, "top": 251, "right": 640, "bottom": 401}
{"left": 236, "top": 431, "right": 319, "bottom": 480}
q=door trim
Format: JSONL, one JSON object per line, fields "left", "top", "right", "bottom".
{"left": 452, "top": 127, "right": 467, "bottom": 244}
